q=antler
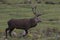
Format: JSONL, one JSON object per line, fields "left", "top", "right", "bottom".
{"left": 32, "top": 4, "right": 37, "bottom": 15}
{"left": 36, "top": 8, "right": 42, "bottom": 17}
{"left": 31, "top": 3, "right": 42, "bottom": 17}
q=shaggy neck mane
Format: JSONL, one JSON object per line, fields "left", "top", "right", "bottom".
{"left": 30, "top": 17, "right": 37, "bottom": 27}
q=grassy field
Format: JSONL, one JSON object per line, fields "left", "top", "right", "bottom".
{"left": 0, "top": 2, "right": 60, "bottom": 40}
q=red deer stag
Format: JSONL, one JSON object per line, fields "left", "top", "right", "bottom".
{"left": 5, "top": 5, "right": 42, "bottom": 38}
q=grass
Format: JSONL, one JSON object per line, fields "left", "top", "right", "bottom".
{"left": 0, "top": 3, "right": 60, "bottom": 40}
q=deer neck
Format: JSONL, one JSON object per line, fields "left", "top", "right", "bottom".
{"left": 30, "top": 17, "right": 37, "bottom": 27}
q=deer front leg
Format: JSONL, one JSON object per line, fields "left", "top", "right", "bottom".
{"left": 23, "top": 30, "right": 28, "bottom": 37}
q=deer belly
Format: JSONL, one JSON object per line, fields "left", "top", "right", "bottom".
{"left": 15, "top": 23, "right": 27, "bottom": 29}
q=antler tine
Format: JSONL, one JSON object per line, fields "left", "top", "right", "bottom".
{"left": 36, "top": 9, "right": 42, "bottom": 17}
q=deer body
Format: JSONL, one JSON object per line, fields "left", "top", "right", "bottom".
{"left": 8, "top": 18, "right": 37, "bottom": 30}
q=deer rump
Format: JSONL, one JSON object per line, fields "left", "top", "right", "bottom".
{"left": 8, "top": 18, "right": 37, "bottom": 30}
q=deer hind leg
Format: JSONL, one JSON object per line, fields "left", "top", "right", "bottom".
{"left": 23, "top": 30, "right": 28, "bottom": 37}
{"left": 9, "top": 28, "right": 14, "bottom": 37}
{"left": 5, "top": 28, "right": 10, "bottom": 38}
